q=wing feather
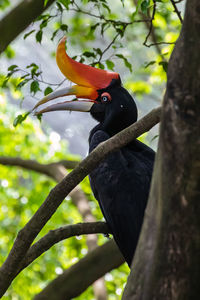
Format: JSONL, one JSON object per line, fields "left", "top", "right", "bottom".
{"left": 89, "top": 130, "right": 155, "bottom": 266}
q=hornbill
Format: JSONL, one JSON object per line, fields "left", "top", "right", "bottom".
{"left": 33, "top": 37, "right": 155, "bottom": 267}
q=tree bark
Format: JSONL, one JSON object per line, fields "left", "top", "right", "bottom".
{"left": 0, "top": 0, "right": 55, "bottom": 54}
{"left": 123, "top": 0, "right": 200, "bottom": 299}
{"left": 17, "top": 222, "right": 110, "bottom": 273}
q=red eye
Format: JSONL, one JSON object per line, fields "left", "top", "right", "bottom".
{"left": 101, "top": 92, "right": 112, "bottom": 103}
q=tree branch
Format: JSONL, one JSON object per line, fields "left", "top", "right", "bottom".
{"left": 0, "top": 156, "right": 79, "bottom": 175}
{"left": 143, "top": 0, "right": 157, "bottom": 47}
{"left": 0, "top": 106, "right": 161, "bottom": 296}
{"left": 133, "top": 0, "right": 165, "bottom": 60}
{"left": 0, "top": 0, "right": 55, "bottom": 54}
{"left": 142, "top": 1, "right": 176, "bottom": 49}
{"left": 17, "top": 222, "right": 110, "bottom": 273}
{"left": 132, "top": 0, "right": 176, "bottom": 54}
{"left": 170, "top": 0, "right": 183, "bottom": 23}
{"left": 34, "top": 240, "right": 124, "bottom": 300}
{"left": 0, "top": 157, "right": 108, "bottom": 299}
{"left": 144, "top": 41, "right": 176, "bottom": 48}
{"left": 123, "top": 0, "right": 200, "bottom": 298}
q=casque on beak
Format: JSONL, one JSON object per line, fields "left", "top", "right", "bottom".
{"left": 33, "top": 36, "right": 119, "bottom": 114}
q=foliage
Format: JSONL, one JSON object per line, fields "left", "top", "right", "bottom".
{"left": 0, "top": 0, "right": 10, "bottom": 10}
{"left": 0, "top": 0, "right": 182, "bottom": 127}
{"left": 0, "top": 0, "right": 184, "bottom": 298}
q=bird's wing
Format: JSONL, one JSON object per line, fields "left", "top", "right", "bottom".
{"left": 89, "top": 130, "right": 155, "bottom": 266}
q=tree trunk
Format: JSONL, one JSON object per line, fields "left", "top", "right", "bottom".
{"left": 123, "top": 0, "right": 200, "bottom": 299}
{"left": 0, "top": 0, "right": 55, "bottom": 54}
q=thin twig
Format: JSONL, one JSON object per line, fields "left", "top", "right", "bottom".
{"left": 174, "top": 0, "right": 184, "bottom": 3}
{"left": 143, "top": 0, "right": 157, "bottom": 47}
{"left": 71, "top": 1, "right": 150, "bottom": 26}
{"left": 170, "top": 0, "right": 183, "bottom": 23}
{"left": 0, "top": 157, "right": 79, "bottom": 176}
{"left": 17, "top": 222, "right": 110, "bottom": 273}
{"left": 144, "top": 41, "right": 176, "bottom": 48}
{"left": 142, "top": 1, "right": 176, "bottom": 49}
{"left": 93, "top": 32, "right": 120, "bottom": 65}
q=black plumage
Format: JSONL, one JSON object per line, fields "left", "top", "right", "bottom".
{"left": 88, "top": 79, "right": 155, "bottom": 267}
{"left": 34, "top": 38, "right": 155, "bottom": 266}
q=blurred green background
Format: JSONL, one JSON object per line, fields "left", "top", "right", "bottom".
{"left": 0, "top": 0, "right": 183, "bottom": 298}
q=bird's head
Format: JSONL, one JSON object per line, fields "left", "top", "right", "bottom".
{"left": 33, "top": 37, "right": 137, "bottom": 136}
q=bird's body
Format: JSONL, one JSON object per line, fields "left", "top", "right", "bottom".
{"left": 89, "top": 130, "right": 155, "bottom": 266}
{"left": 35, "top": 36, "right": 155, "bottom": 267}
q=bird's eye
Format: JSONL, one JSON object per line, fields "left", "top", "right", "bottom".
{"left": 101, "top": 92, "right": 111, "bottom": 103}
{"left": 102, "top": 96, "right": 108, "bottom": 102}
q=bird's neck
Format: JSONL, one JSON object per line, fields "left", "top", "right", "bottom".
{"left": 89, "top": 123, "right": 104, "bottom": 144}
{"left": 89, "top": 118, "right": 135, "bottom": 144}
{"left": 90, "top": 112, "right": 137, "bottom": 140}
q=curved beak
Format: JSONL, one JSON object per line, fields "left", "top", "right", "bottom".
{"left": 33, "top": 85, "right": 97, "bottom": 114}
{"left": 33, "top": 36, "right": 119, "bottom": 115}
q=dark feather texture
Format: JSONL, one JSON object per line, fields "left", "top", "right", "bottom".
{"left": 89, "top": 130, "right": 155, "bottom": 266}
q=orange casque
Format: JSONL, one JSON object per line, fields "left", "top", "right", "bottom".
{"left": 56, "top": 36, "right": 120, "bottom": 98}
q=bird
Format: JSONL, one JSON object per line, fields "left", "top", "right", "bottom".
{"left": 34, "top": 36, "right": 155, "bottom": 267}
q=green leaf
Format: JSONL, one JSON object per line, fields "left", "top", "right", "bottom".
{"left": 102, "top": 3, "right": 111, "bottom": 13}
{"left": 7, "top": 64, "right": 19, "bottom": 77}
{"left": 90, "top": 23, "right": 99, "bottom": 33}
{"left": 144, "top": 60, "right": 156, "bottom": 68}
{"left": 24, "top": 30, "right": 35, "bottom": 40}
{"left": 36, "top": 113, "right": 42, "bottom": 122}
{"left": 124, "top": 59, "right": 132, "bottom": 73}
{"left": 93, "top": 48, "right": 102, "bottom": 56}
{"left": 51, "top": 29, "right": 59, "bottom": 41}
{"left": 151, "top": 134, "right": 159, "bottom": 142}
{"left": 27, "top": 63, "right": 38, "bottom": 69}
{"left": 1, "top": 78, "right": 9, "bottom": 88}
{"left": 100, "top": 22, "right": 108, "bottom": 36}
{"left": 82, "top": 51, "right": 95, "bottom": 58}
{"left": 115, "top": 54, "right": 123, "bottom": 59}
{"left": 116, "top": 54, "right": 132, "bottom": 73}
{"left": 116, "top": 27, "right": 124, "bottom": 37}
{"left": 8, "top": 65, "right": 18, "bottom": 71}
{"left": 141, "top": 0, "right": 150, "bottom": 15}
{"left": 4, "top": 46, "right": 15, "bottom": 59}
{"left": 159, "top": 61, "right": 168, "bottom": 73}
{"left": 36, "top": 14, "right": 49, "bottom": 21}
{"left": 131, "top": 0, "right": 143, "bottom": 20}
{"left": 13, "top": 112, "right": 30, "bottom": 127}
{"left": 44, "top": 0, "right": 50, "bottom": 6}
{"left": 0, "top": 0, "right": 10, "bottom": 10}
{"left": 44, "top": 86, "right": 53, "bottom": 96}
{"left": 58, "top": 0, "right": 70, "bottom": 9}
{"left": 26, "top": 63, "right": 40, "bottom": 77}
{"left": 60, "top": 24, "right": 68, "bottom": 32}
{"left": 56, "top": 2, "right": 63, "bottom": 12}
{"left": 30, "top": 81, "right": 40, "bottom": 95}
{"left": 106, "top": 60, "right": 115, "bottom": 71}
{"left": 36, "top": 30, "right": 43, "bottom": 43}
{"left": 40, "top": 19, "right": 48, "bottom": 29}
{"left": 98, "top": 62, "right": 105, "bottom": 69}
{"left": 16, "top": 79, "right": 30, "bottom": 89}
{"left": 79, "top": 57, "right": 85, "bottom": 63}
